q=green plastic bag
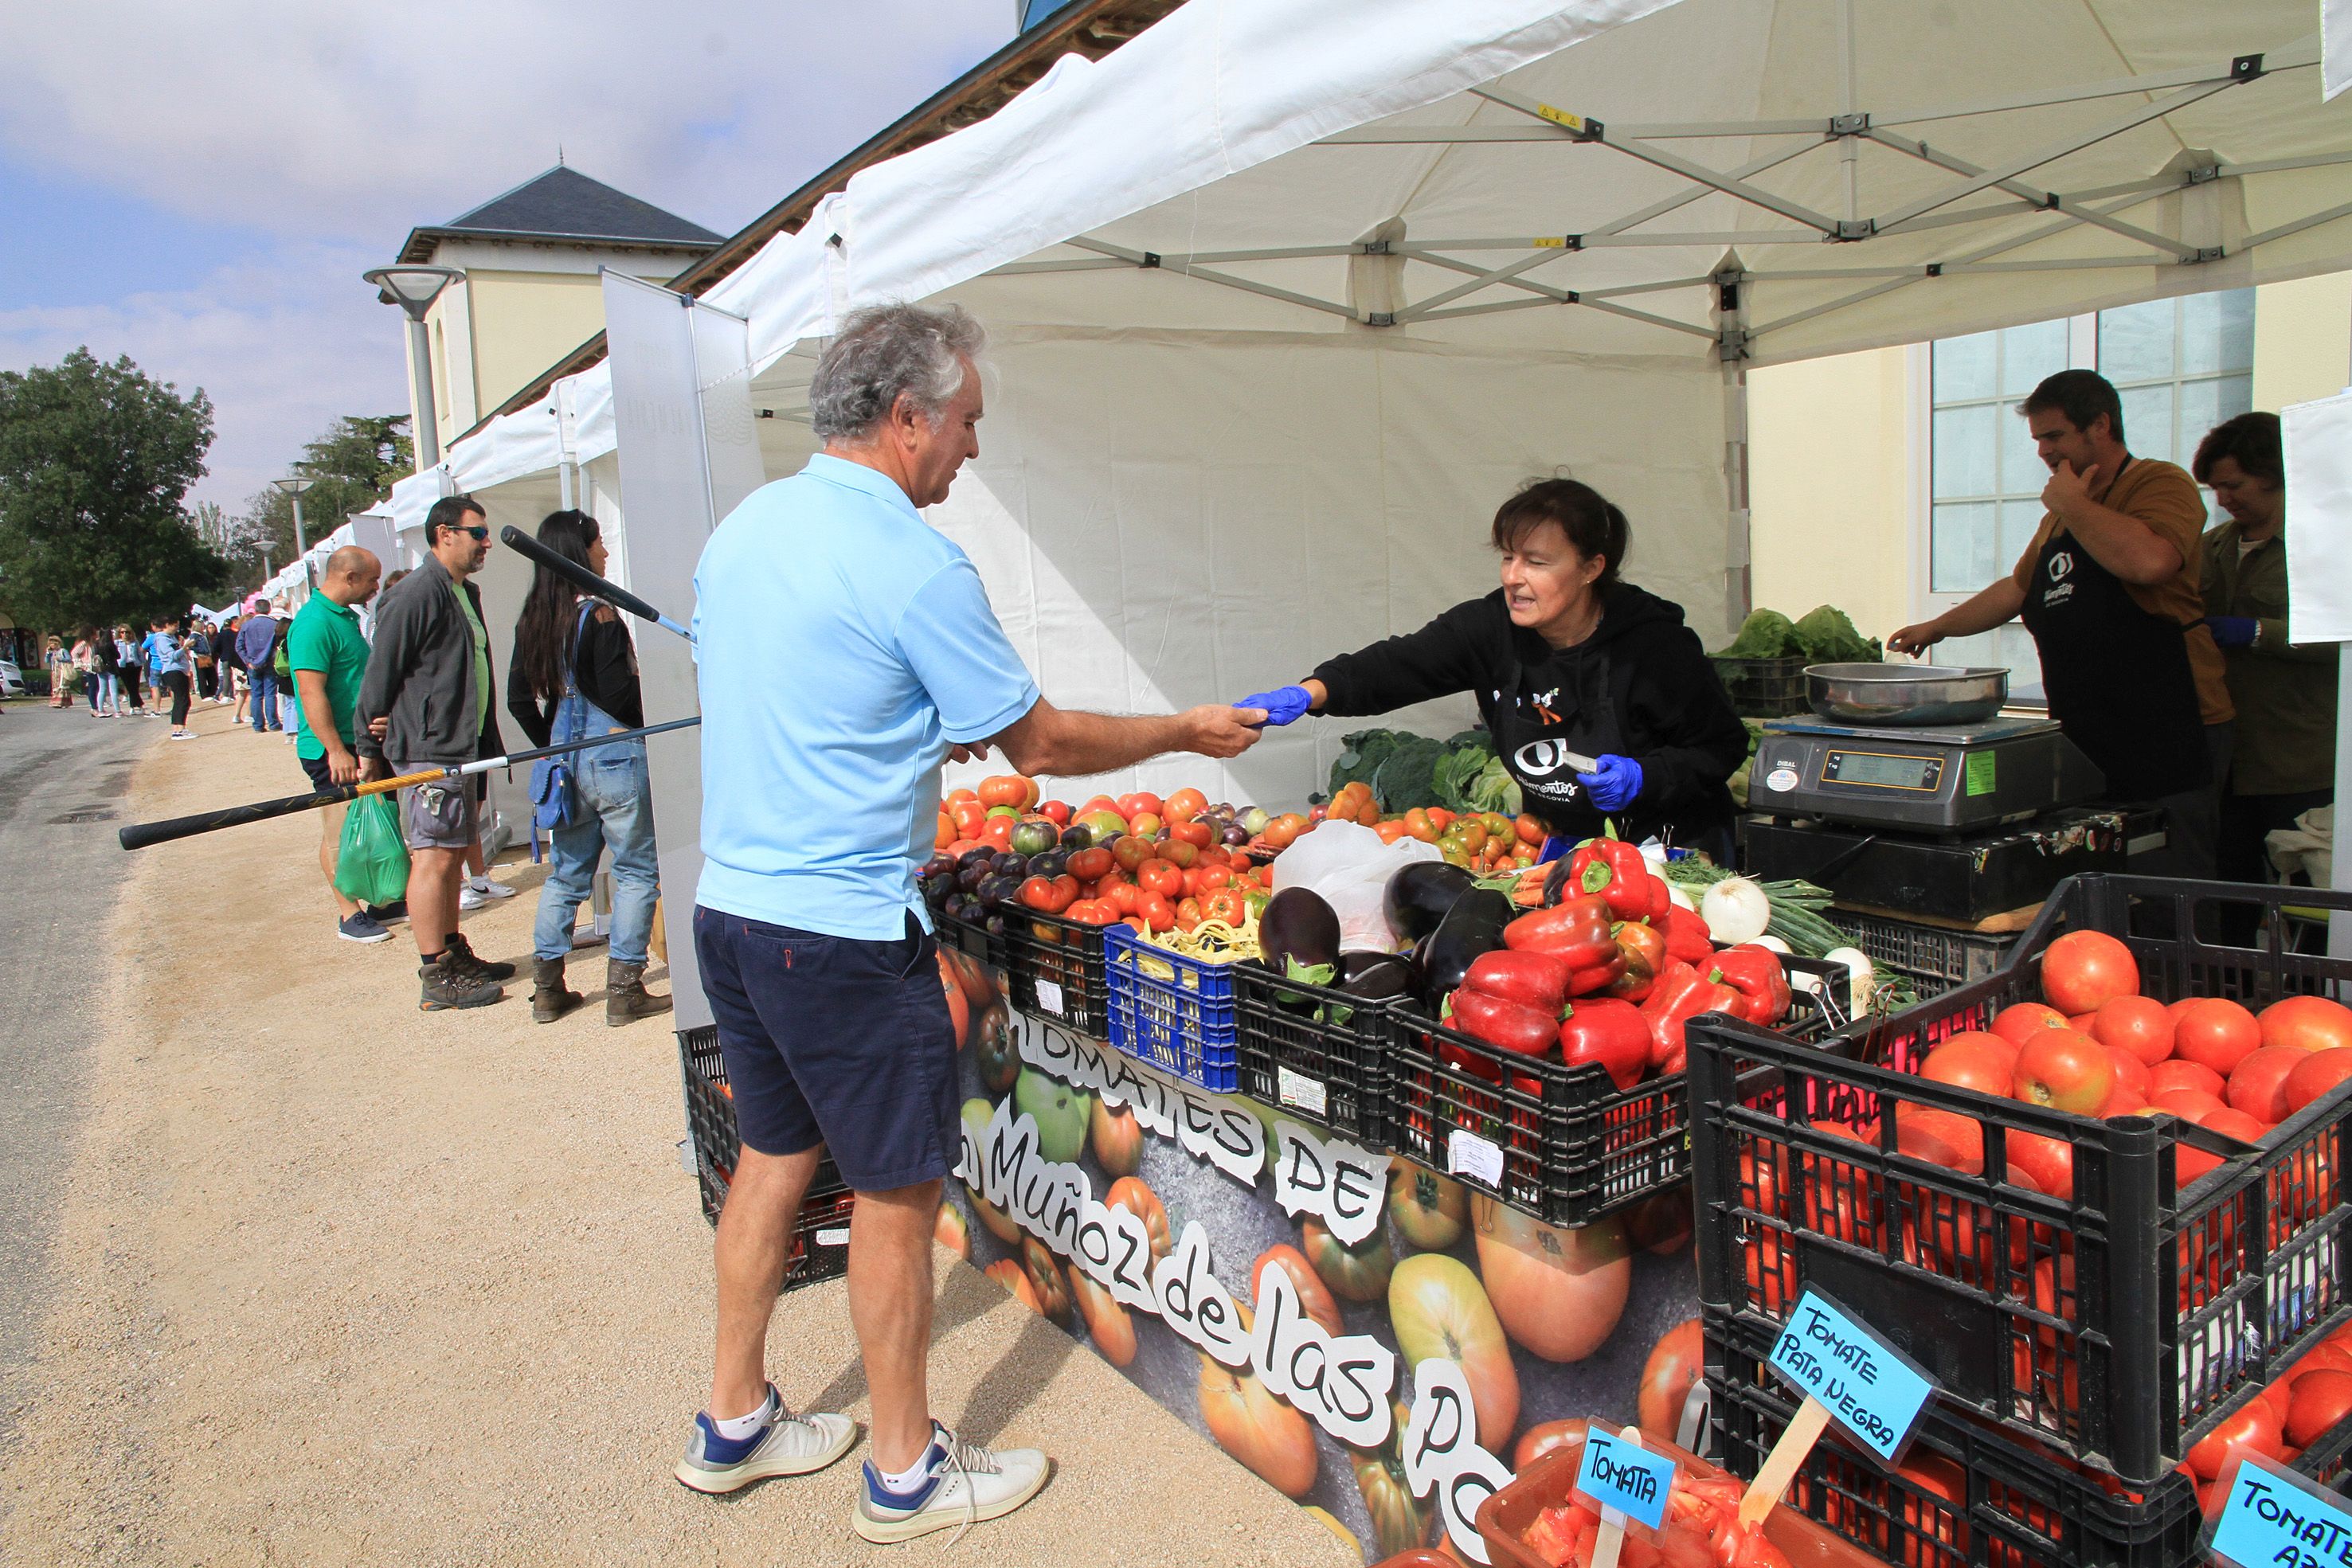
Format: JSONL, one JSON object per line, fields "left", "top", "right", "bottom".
{"left": 334, "top": 792, "right": 411, "bottom": 908}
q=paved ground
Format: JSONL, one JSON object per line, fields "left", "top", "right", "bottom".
{"left": 0, "top": 698, "right": 1352, "bottom": 1567}
{"left": 0, "top": 699, "right": 162, "bottom": 1455}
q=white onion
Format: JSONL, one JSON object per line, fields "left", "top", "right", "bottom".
{"left": 1751, "top": 934, "right": 1790, "bottom": 954}
{"left": 1667, "top": 882, "right": 1696, "bottom": 912}
{"left": 1699, "top": 877, "right": 1771, "bottom": 944}
{"left": 1822, "top": 946, "right": 1877, "bottom": 1013}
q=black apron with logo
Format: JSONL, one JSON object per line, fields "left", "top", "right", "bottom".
{"left": 2017, "top": 481, "right": 2207, "bottom": 801}
{"left": 1488, "top": 646, "right": 1623, "bottom": 846}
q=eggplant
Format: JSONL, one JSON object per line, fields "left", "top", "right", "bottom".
{"left": 1260, "top": 886, "right": 1343, "bottom": 987}
{"left": 1418, "top": 887, "right": 1513, "bottom": 1005}
{"left": 1384, "top": 862, "right": 1477, "bottom": 945}
{"left": 1337, "top": 950, "right": 1415, "bottom": 1002}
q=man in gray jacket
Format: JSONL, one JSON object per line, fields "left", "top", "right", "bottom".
{"left": 356, "top": 495, "right": 516, "bottom": 1011}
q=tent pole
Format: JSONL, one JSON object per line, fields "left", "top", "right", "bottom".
{"left": 1837, "top": 0, "right": 1860, "bottom": 225}
{"left": 2334, "top": 301, "right": 2352, "bottom": 963}
{"left": 1719, "top": 265, "right": 1751, "bottom": 634}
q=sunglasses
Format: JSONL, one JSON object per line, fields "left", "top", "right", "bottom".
{"left": 440, "top": 524, "right": 490, "bottom": 542}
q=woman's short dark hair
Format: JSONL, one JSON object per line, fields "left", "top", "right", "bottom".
{"left": 2192, "top": 411, "right": 2284, "bottom": 487}
{"left": 1490, "top": 479, "right": 1630, "bottom": 592}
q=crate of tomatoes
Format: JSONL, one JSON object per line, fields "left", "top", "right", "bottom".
{"left": 1708, "top": 1308, "right": 2352, "bottom": 1568}
{"left": 1387, "top": 839, "right": 1847, "bottom": 1226}
{"left": 676, "top": 1026, "right": 854, "bottom": 1289}
{"left": 1686, "top": 874, "right": 2352, "bottom": 1488}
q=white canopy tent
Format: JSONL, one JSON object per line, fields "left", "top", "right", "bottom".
{"left": 387, "top": 0, "right": 2352, "bottom": 814}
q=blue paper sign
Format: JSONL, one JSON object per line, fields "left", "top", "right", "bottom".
{"left": 1574, "top": 1429, "right": 1673, "bottom": 1531}
{"left": 1767, "top": 1289, "right": 1936, "bottom": 1461}
{"left": 2208, "top": 1454, "right": 2352, "bottom": 1568}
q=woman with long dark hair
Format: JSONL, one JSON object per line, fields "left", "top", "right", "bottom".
{"left": 507, "top": 509, "right": 668, "bottom": 1026}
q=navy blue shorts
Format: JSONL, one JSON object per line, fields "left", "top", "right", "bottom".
{"left": 693, "top": 905, "right": 960, "bottom": 1193}
{"left": 301, "top": 753, "right": 335, "bottom": 792}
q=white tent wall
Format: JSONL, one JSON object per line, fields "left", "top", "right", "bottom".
{"left": 458, "top": 474, "right": 561, "bottom": 856}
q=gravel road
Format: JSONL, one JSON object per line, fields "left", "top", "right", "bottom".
{"left": 0, "top": 701, "right": 1352, "bottom": 1567}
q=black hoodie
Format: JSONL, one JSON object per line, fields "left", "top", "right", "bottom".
{"left": 1311, "top": 584, "right": 1749, "bottom": 847}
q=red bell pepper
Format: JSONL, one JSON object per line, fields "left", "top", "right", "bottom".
{"left": 1448, "top": 988, "right": 1558, "bottom": 1057}
{"left": 1567, "top": 835, "right": 1653, "bottom": 922}
{"left": 1660, "top": 901, "right": 1715, "bottom": 965}
{"left": 1462, "top": 949, "right": 1571, "bottom": 1015}
{"left": 1558, "top": 997, "right": 1650, "bottom": 1090}
{"left": 1644, "top": 872, "right": 1672, "bottom": 922}
{"left": 1606, "top": 921, "right": 1669, "bottom": 1003}
{"left": 1713, "top": 944, "right": 1792, "bottom": 1026}
{"left": 1641, "top": 960, "right": 1739, "bottom": 1074}
{"left": 1503, "top": 894, "right": 1621, "bottom": 974}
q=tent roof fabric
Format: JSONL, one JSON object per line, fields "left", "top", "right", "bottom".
{"left": 397, "top": 166, "right": 720, "bottom": 263}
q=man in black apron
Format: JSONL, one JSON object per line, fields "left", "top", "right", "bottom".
{"left": 1890, "top": 370, "right": 2227, "bottom": 876}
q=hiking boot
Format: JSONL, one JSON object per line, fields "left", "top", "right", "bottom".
{"left": 853, "top": 1423, "right": 1050, "bottom": 1544}
{"left": 674, "top": 1384, "right": 857, "bottom": 1495}
{"left": 420, "top": 951, "right": 503, "bottom": 1011}
{"left": 444, "top": 930, "right": 516, "bottom": 982}
{"left": 608, "top": 959, "right": 673, "bottom": 1026}
{"left": 530, "top": 957, "right": 583, "bottom": 1024}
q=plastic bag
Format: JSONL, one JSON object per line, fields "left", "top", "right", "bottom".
{"left": 334, "top": 792, "right": 411, "bottom": 908}
{"left": 1270, "top": 818, "right": 1441, "bottom": 951}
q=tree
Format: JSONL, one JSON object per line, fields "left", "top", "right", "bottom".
{"left": 0, "top": 348, "right": 227, "bottom": 635}
{"left": 229, "top": 414, "right": 412, "bottom": 578}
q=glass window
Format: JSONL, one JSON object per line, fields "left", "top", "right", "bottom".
{"left": 2097, "top": 290, "right": 2253, "bottom": 514}
{"left": 1927, "top": 325, "right": 2069, "bottom": 593}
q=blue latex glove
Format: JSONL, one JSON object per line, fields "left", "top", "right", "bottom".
{"left": 1235, "top": 686, "right": 1313, "bottom": 727}
{"left": 2205, "top": 615, "right": 2257, "bottom": 650}
{"left": 1576, "top": 753, "right": 1645, "bottom": 812}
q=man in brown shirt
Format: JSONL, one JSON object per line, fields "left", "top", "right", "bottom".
{"left": 1891, "top": 370, "right": 2231, "bottom": 876}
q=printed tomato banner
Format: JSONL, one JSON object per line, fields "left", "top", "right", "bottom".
{"left": 935, "top": 950, "right": 1706, "bottom": 1565}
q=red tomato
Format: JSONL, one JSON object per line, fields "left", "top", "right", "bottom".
{"left": 1137, "top": 894, "right": 1176, "bottom": 933}
{"left": 979, "top": 815, "right": 1016, "bottom": 850}
{"left": 2185, "top": 1399, "right": 2284, "bottom": 1481}
{"left": 977, "top": 775, "right": 1030, "bottom": 810}
{"left": 2287, "top": 1371, "right": 2352, "bottom": 1449}
{"left": 2201, "top": 1108, "right": 2268, "bottom": 1143}
{"left": 1110, "top": 835, "right": 1154, "bottom": 873}
{"left": 2284, "top": 1047, "right": 2352, "bottom": 1116}
{"left": 1895, "top": 1104, "right": 1985, "bottom": 1174}
{"left": 2149, "top": 1058, "right": 2225, "bottom": 1099}
{"left": 2040, "top": 930, "right": 2139, "bottom": 1015}
{"left": 2150, "top": 1087, "right": 2228, "bottom": 1123}
{"left": 2261, "top": 995, "right": 2352, "bottom": 1054}
{"left": 1993, "top": 1002, "right": 2072, "bottom": 1046}
{"left": 1921, "top": 1035, "right": 2015, "bottom": 1096}
{"left": 1066, "top": 847, "right": 1113, "bottom": 882}
{"left": 2092, "top": 994, "right": 2175, "bottom": 1066}
{"left": 953, "top": 800, "right": 989, "bottom": 836}
{"left": 1039, "top": 799, "right": 1071, "bottom": 825}
{"left": 2228, "top": 1046, "right": 2307, "bottom": 1124}
{"left": 2007, "top": 1129, "right": 2075, "bottom": 1200}
{"left": 1108, "top": 882, "right": 1143, "bottom": 914}
{"left": 1201, "top": 889, "right": 1246, "bottom": 925}
{"left": 1174, "top": 897, "right": 1203, "bottom": 933}
{"left": 1138, "top": 859, "right": 1184, "bottom": 898}
{"left": 934, "top": 811, "right": 956, "bottom": 850}
{"left": 1064, "top": 899, "right": 1117, "bottom": 926}
{"left": 1168, "top": 819, "right": 1213, "bottom": 849}
{"left": 944, "top": 787, "right": 979, "bottom": 809}
{"left": 2106, "top": 1046, "right": 2151, "bottom": 1105}
{"left": 1114, "top": 792, "right": 1162, "bottom": 821}
{"left": 2176, "top": 999, "right": 2263, "bottom": 1076}
{"left": 1162, "top": 787, "right": 1207, "bottom": 823}
{"left": 1156, "top": 838, "right": 1199, "bottom": 869}
{"left": 1194, "top": 864, "right": 1231, "bottom": 893}
{"left": 2013, "top": 1030, "right": 2115, "bottom": 1114}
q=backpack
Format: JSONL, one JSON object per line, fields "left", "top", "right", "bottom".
{"left": 529, "top": 600, "right": 600, "bottom": 832}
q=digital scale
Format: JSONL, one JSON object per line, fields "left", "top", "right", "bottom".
{"left": 1745, "top": 714, "right": 2104, "bottom": 836}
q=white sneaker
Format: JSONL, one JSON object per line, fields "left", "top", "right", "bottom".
{"left": 853, "top": 1423, "right": 1051, "bottom": 1544}
{"left": 459, "top": 883, "right": 486, "bottom": 911}
{"left": 468, "top": 876, "right": 517, "bottom": 901}
{"left": 674, "top": 1385, "right": 857, "bottom": 1494}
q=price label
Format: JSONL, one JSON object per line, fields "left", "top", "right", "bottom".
{"left": 1033, "top": 978, "right": 1065, "bottom": 1016}
{"left": 815, "top": 1227, "right": 851, "bottom": 1246}
{"left": 1447, "top": 1128, "right": 1503, "bottom": 1186}
{"left": 1767, "top": 1289, "right": 1935, "bottom": 1461}
{"left": 1575, "top": 1429, "right": 1673, "bottom": 1531}
{"left": 1277, "top": 1066, "right": 1328, "bottom": 1117}
{"left": 2206, "top": 1454, "right": 2352, "bottom": 1568}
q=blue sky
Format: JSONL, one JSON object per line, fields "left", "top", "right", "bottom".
{"left": 0, "top": 2, "right": 1014, "bottom": 516}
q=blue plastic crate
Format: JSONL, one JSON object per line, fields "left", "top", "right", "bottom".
{"left": 1103, "top": 922, "right": 1239, "bottom": 1092}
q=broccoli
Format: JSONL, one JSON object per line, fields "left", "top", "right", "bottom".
{"left": 1793, "top": 604, "right": 1882, "bottom": 663}
{"left": 1715, "top": 608, "right": 1804, "bottom": 659}
{"left": 1372, "top": 733, "right": 1454, "bottom": 811}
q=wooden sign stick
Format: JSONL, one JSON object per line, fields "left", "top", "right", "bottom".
{"left": 1588, "top": 1425, "right": 1645, "bottom": 1568}
{"left": 1738, "top": 1395, "right": 1831, "bottom": 1528}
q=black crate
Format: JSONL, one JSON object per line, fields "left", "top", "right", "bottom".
{"left": 1709, "top": 1312, "right": 2352, "bottom": 1568}
{"left": 1687, "top": 874, "right": 2352, "bottom": 1486}
{"left": 675, "top": 1026, "right": 854, "bottom": 1291}
{"left": 1232, "top": 960, "right": 1396, "bottom": 1150}
{"left": 1390, "top": 953, "right": 1842, "bottom": 1226}
{"left": 936, "top": 908, "right": 1004, "bottom": 969}
{"left": 1001, "top": 909, "right": 1110, "bottom": 1037}
{"left": 1837, "top": 908, "right": 2022, "bottom": 995}
{"left": 1711, "top": 655, "right": 1811, "bottom": 718}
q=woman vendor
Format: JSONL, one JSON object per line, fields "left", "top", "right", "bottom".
{"left": 1239, "top": 478, "right": 1751, "bottom": 860}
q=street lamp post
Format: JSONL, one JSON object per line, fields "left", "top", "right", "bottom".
{"left": 270, "top": 474, "right": 315, "bottom": 595}
{"left": 362, "top": 264, "right": 464, "bottom": 471}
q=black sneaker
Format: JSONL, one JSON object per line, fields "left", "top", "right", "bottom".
{"left": 367, "top": 899, "right": 408, "bottom": 924}
{"left": 420, "top": 952, "right": 503, "bottom": 1011}
{"left": 444, "top": 931, "right": 517, "bottom": 982}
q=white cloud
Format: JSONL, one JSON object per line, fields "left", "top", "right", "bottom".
{"left": 0, "top": 2, "right": 1016, "bottom": 525}
{"left": 0, "top": 2, "right": 1013, "bottom": 240}
{"left": 0, "top": 243, "right": 413, "bottom": 516}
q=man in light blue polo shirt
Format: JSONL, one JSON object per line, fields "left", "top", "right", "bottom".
{"left": 679, "top": 302, "right": 1265, "bottom": 1542}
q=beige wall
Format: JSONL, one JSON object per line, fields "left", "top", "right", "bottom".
{"left": 1748, "top": 271, "right": 2352, "bottom": 646}
{"left": 464, "top": 270, "right": 612, "bottom": 419}
{"left": 1746, "top": 346, "right": 1912, "bottom": 643}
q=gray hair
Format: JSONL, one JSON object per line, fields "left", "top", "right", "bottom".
{"left": 808, "top": 303, "right": 985, "bottom": 441}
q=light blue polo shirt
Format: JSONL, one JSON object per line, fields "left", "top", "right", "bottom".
{"left": 693, "top": 454, "right": 1039, "bottom": 940}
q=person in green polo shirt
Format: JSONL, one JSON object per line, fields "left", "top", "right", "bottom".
{"left": 291, "top": 545, "right": 390, "bottom": 943}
